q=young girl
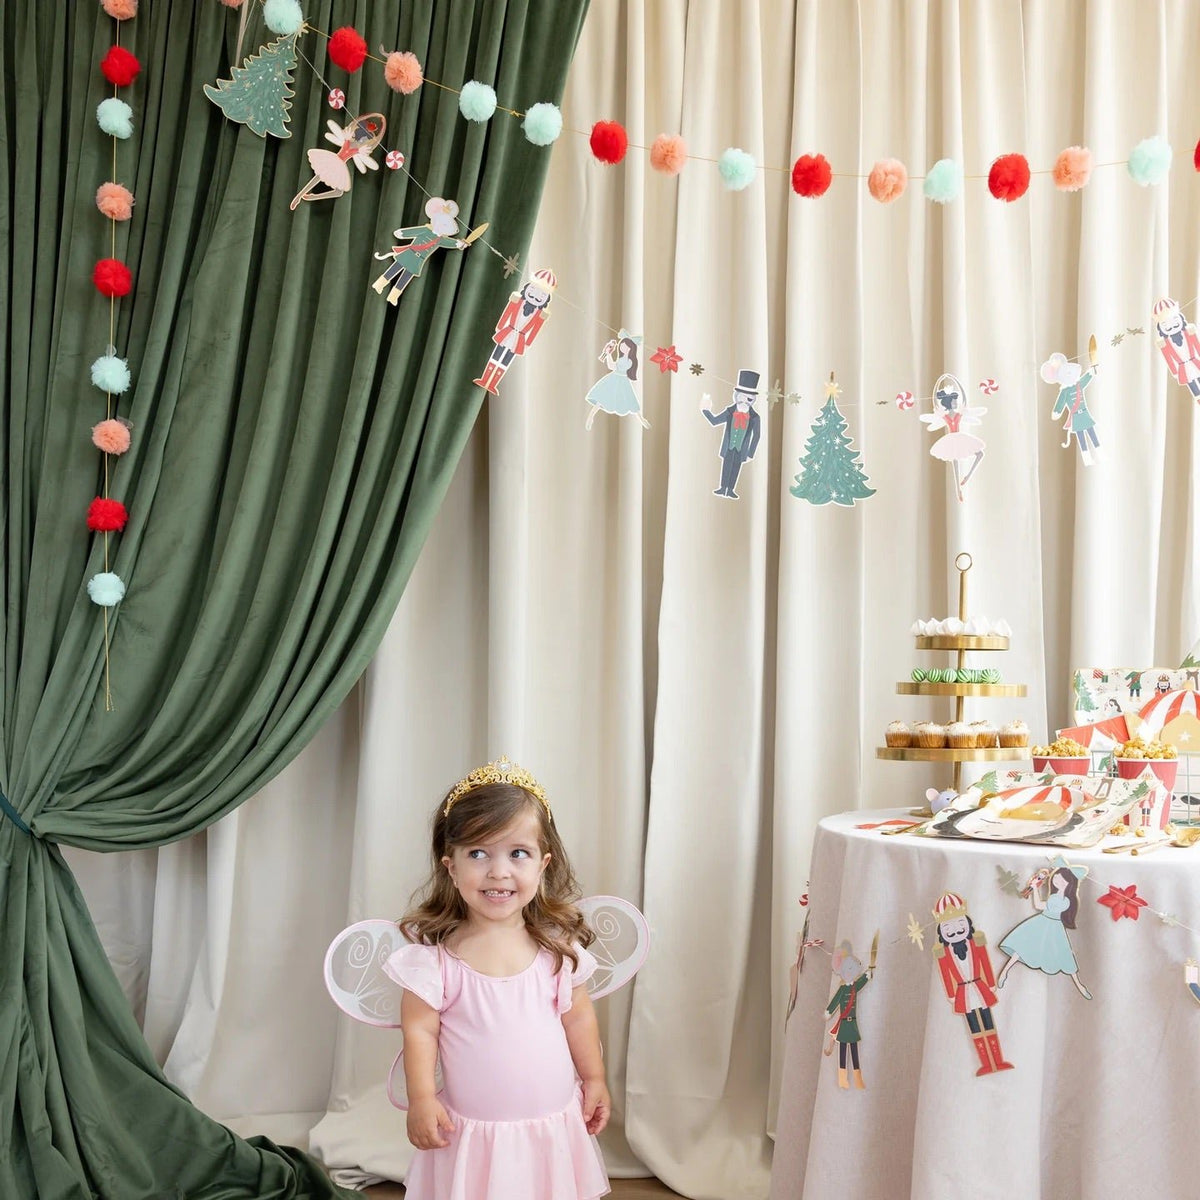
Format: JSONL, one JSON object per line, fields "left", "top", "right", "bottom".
{"left": 996, "top": 863, "right": 1091, "bottom": 999}
{"left": 385, "top": 758, "right": 611, "bottom": 1200}
{"left": 584, "top": 332, "right": 649, "bottom": 430}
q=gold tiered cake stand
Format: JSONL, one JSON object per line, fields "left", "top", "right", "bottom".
{"left": 876, "top": 552, "right": 1028, "bottom": 794}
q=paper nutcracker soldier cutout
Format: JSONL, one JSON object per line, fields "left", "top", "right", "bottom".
{"left": 997, "top": 857, "right": 1091, "bottom": 998}
{"left": 1153, "top": 297, "right": 1200, "bottom": 399}
{"left": 1040, "top": 343, "right": 1103, "bottom": 465}
{"left": 371, "top": 198, "right": 488, "bottom": 305}
{"left": 290, "top": 114, "right": 386, "bottom": 209}
{"left": 919, "top": 372, "right": 985, "bottom": 502}
{"left": 932, "top": 892, "right": 1014, "bottom": 1076}
{"left": 584, "top": 330, "right": 649, "bottom": 429}
{"left": 703, "top": 369, "right": 761, "bottom": 499}
{"left": 474, "top": 268, "right": 557, "bottom": 394}
{"left": 823, "top": 934, "right": 876, "bottom": 1089}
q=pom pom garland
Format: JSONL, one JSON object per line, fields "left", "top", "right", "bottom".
{"left": 649, "top": 133, "right": 687, "bottom": 175}
{"left": 384, "top": 51, "right": 423, "bottom": 94}
{"left": 459, "top": 81, "right": 498, "bottom": 123}
{"left": 327, "top": 27, "right": 367, "bottom": 72}
{"left": 718, "top": 147, "right": 756, "bottom": 191}
{"left": 93, "top": 419, "right": 132, "bottom": 455}
{"left": 94, "top": 259, "right": 132, "bottom": 297}
{"left": 91, "top": 355, "right": 131, "bottom": 395}
{"left": 262, "top": 0, "right": 304, "bottom": 37}
{"left": 523, "top": 102, "right": 563, "bottom": 146}
{"left": 867, "top": 158, "right": 908, "bottom": 203}
{"left": 923, "top": 158, "right": 962, "bottom": 203}
{"left": 101, "top": 0, "right": 138, "bottom": 18}
{"left": 87, "top": 572, "right": 126, "bottom": 607}
{"left": 101, "top": 45, "right": 141, "bottom": 86}
{"left": 791, "top": 153, "right": 832, "bottom": 197}
{"left": 1052, "top": 146, "right": 1092, "bottom": 191}
{"left": 96, "top": 182, "right": 134, "bottom": 220}
{"left": 87, "top": 497, "right": 129, "bottom": 532}
{"left": 987, "top": 153, "right": 1030, "bottom": 201}
{"left": 590, "top": 121, "right": 628, "bottom": 164}
{"left": 97, "top": 98, "right": 134, "bottom": 139}
{"left": 1128, "top": 135, "right": 1172, "bottom": 185}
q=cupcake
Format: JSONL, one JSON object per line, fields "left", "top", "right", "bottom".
{"left": 885, "top": 720, "right": 912, "bottom": 748}
{"left": 999, "top": 718, "right": 1029, "bottom": 748}
{"left": 915, "top": 721, "right": 947, "bottom": 749}
{"left": 946, "top": 721, "right": 973, "bottom": 749}
{"left": 971, "top": 720, "right": 998, "bottom": 748}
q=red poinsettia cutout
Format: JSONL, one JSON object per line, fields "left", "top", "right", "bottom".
{"left": 650, "top": 345, "right": 683, "bottom": 373}
{"left": 1098, "top": 883, "right": 1147, "bottom": 922}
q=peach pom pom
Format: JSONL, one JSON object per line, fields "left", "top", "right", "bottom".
{"left": 867, "top": 158, "right": 907, "bottom": 203}
{"left": 93, "top": 419, "right": 132, "bottom": 455}
{"left": 101, "top": 0, "right": 138, "bottom": 18}
{"left": 96, "top": 182, "right": 134, "bottom": 221}
{"left": 649, "top": 133, "right": 687, "bottom": 176}
{"left": 1052, "top": 146, "right": 1092, "bottom": 191}
{"left": 385, "top": 51, "right": 423, "bottom": 94}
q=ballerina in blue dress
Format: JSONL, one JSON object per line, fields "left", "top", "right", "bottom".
{"left": 584, "top": 331, "right": 649, "bottom": 430}
{"left": 996, "top": 858, "right": 1091, "bottom": 999}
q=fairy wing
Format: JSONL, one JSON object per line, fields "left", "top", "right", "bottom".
{"left": 322, "top": 919, "right": 407, "bottom": 1028}
{"left": 578, "top": 894, "right": 650, "bottom": 999}
{"left": 385, "top": 1047, "right": 445, "bottom": 1111}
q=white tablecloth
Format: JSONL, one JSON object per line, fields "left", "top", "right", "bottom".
{"left": 770, "top": 811, "right": 1200, "bottom": 1200}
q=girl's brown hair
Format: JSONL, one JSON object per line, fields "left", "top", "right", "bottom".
{"left": 399, "top": 782, "right": 594, "bottom": 972}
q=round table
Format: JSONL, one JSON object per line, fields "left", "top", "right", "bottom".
{"left": 769, "top": 810, "right": 1200, "bottom": 1200}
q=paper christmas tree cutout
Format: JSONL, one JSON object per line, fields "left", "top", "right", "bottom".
{"left": 790, "top": 394, "right": 875, "bottom": 507}
{"left": 204, "top": 36, "right": 297, "bottom": 139}
{"left": 1073, "top": 673, "right": 1096, "bottom": 713}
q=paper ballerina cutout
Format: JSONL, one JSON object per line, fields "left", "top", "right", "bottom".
{"left": 473, "top": 268, "right": 557, "bottom": 394}
{"left": 823, "top": 933, "right": 876, "bottom": 1089}
{"left": 584, "top": 330, "right": 649, "bottom": 429}
{"left": 996, "top": 857, "right": 1091, "bottom": 999}
{"left": 1153, "top": 297, "right": 1200, "bottom": 400}
{"left": 932, "top": 892, "right": 1014, "bottom": 1076}
{"left": 1040, "top": 340, "right": 1103, "bottom": 465}
{"left": 371, "top": 198, "right": 487, "bottom": 305}
{"left": 290, "top": 114, "right": 386, "bottom": 209}
{"left": 703, "top": 369, "right": 761, "bottom": 499}
{"left": 919, "top": 372, "right": 986, "bottom": 502}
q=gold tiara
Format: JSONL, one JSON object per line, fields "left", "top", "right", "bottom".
{"left": 443, "top": 756, "right": 551, "bottom": 819}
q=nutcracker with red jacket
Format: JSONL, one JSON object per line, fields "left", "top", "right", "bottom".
{"left": 1153, "top": 297, "right": 1200, "bottom": 400}
{"left": 473, "top": 268, "right": 557, "bottom": 394}
{"left": 932, "top": 892, "right": 1014, "bottom": 1077}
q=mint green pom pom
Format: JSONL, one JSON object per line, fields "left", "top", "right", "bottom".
{"left": 91, "top": 355, "right": 131, "bottom": 394}
{"left": 718, "top": 148, "right": 756, "bottom": 191}
{"left": 1128, "top": 136, "right": 1172, "bottom": 186}
{"left": 87, "top": 572, "right": 126, "bottom": 607}
{"left": 459, "top": 81, "right": 497, "bottom": 123}
{"left": 263, "top": 0, "right": 304, "bottom": 36}
{"left": 523, "top": 102, "right": 563, "bottom": 146}
{"left": 924, "top": 158, "right": 962, "bottom": 203}
{"left": 97, "top": 98, "right": 133, "bottom": 139}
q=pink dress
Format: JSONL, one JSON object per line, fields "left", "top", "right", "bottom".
{"left": 384, "top": 942, "right": 610, "bottom": 1200}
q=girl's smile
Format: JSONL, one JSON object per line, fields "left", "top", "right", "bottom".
{"left": 442, "top": 811, "right": 551, "bottom": 925}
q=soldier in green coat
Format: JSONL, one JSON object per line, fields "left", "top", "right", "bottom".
{"left": 372, "top": 197, "right": 469, "bottom": 305}
{"left": 824, "top": 939, "right": 871, "bottom": 1089}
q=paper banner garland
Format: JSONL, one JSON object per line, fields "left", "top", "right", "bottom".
{"left": 823, "top": 934, "right": 876, "bottom": 1089}
{"left": 473, "top": 269, "right": 557, "bottom": 394}
{"left": 371, "top": 199, "right": 483, "bottom": 305}
{"left": 204, "top": 35, "right": 297, "bottom": 139}
{"left": 584, "top": 331, "right": 648, "bottom": 429}
{"left": 919, "top": 372, "right": 986, "bottom": 502}
{"left": 1041, "top": 339, "right": 1103, "bottom": 465}
{"left": 703, "top": 370, "right": 761, "bottom": 498}
{"left": 790, "top": 375, "right": 875, "bottom": 507}
{"left": 1152, "top": 297, "right": 1200, "bottom": 400}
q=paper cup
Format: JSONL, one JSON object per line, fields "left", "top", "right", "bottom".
{"left": 1032, "top": 755, "right": 1091, "bottom": 776}
{"left": 1114, "top": 757, "right": 1178, "bottom": 794}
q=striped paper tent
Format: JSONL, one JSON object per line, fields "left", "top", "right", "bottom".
{"left": 990, "top": 784, "right": 1078, "bottom": 814}
{"left": 1135, "top": 689, "right": 1200, "bottom": 749}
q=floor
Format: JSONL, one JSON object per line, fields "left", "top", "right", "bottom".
{"left": 366, "top": 1179, "right": 682, "bottom": 1198}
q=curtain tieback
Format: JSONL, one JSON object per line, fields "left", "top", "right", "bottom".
{"left": 0, "top": 789, "right": 32, "bottom": 835}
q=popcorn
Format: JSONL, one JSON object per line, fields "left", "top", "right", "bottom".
{"left": 1114, "top": 736, "right": 1177, "bottom": 760}
{"left": 1031, "top": 737, "right": 1090, "bottom": 757}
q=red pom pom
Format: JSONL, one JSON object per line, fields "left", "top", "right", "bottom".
{"left": 101, "top": 45, "right": 141, "bottom": 86}
{"left": 87, "top": 497, "right": 129, "bottom": 532}
{"left": 987, "top": 153, "right": 1030, "bottom": 201}
{"left": 328, "top": 27, "right": 368, "bottom": 72}
{"left": 590, "top": 120, "right": 628, "bottom": 165}
{"left": 1194, "top": 138, "right": 1200, "bottom": 172}
{"left": 93, "top": 258, "right": 132, "bottom": 297}
{"left": 791, "top": 153, "right": 832, "bottom": 197}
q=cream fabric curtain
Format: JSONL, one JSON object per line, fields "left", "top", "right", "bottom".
{"left": 68, "top": 1, "right": 1200, "bottom": 1197}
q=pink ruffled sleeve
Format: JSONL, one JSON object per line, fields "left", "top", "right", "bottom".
{"left": 556, "top": 945, "right": 599, "bottom": 1014}
{"left": 383, "top": 943, "right": 444, "bottom": 1011}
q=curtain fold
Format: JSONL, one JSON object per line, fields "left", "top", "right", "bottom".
{"left": 1, "top": 1, "right": 587, "bottom": 1196}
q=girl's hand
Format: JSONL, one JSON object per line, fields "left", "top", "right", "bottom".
{"left": 580, "top": 1077, "right": 611, "bottom": 1135}
{"left": 407, "top": 1096, "right": 455, "bottom": 1150}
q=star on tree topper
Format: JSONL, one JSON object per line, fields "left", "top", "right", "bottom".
{"left": 650, "top": 345, "right": 683, "bottom": 373}
{"left": 823, "top": 372, "right": 842, "bottom": 401}
{"left": 501, "top": 253, "right": 521, "bottom": 278}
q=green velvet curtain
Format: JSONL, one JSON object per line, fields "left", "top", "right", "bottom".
{"left": 0, "top": 1, "right": 587, "bottom": 1195}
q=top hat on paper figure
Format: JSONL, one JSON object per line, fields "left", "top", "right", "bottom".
{"left": 734, "top": 368, "right": 760, "bottom": 398}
